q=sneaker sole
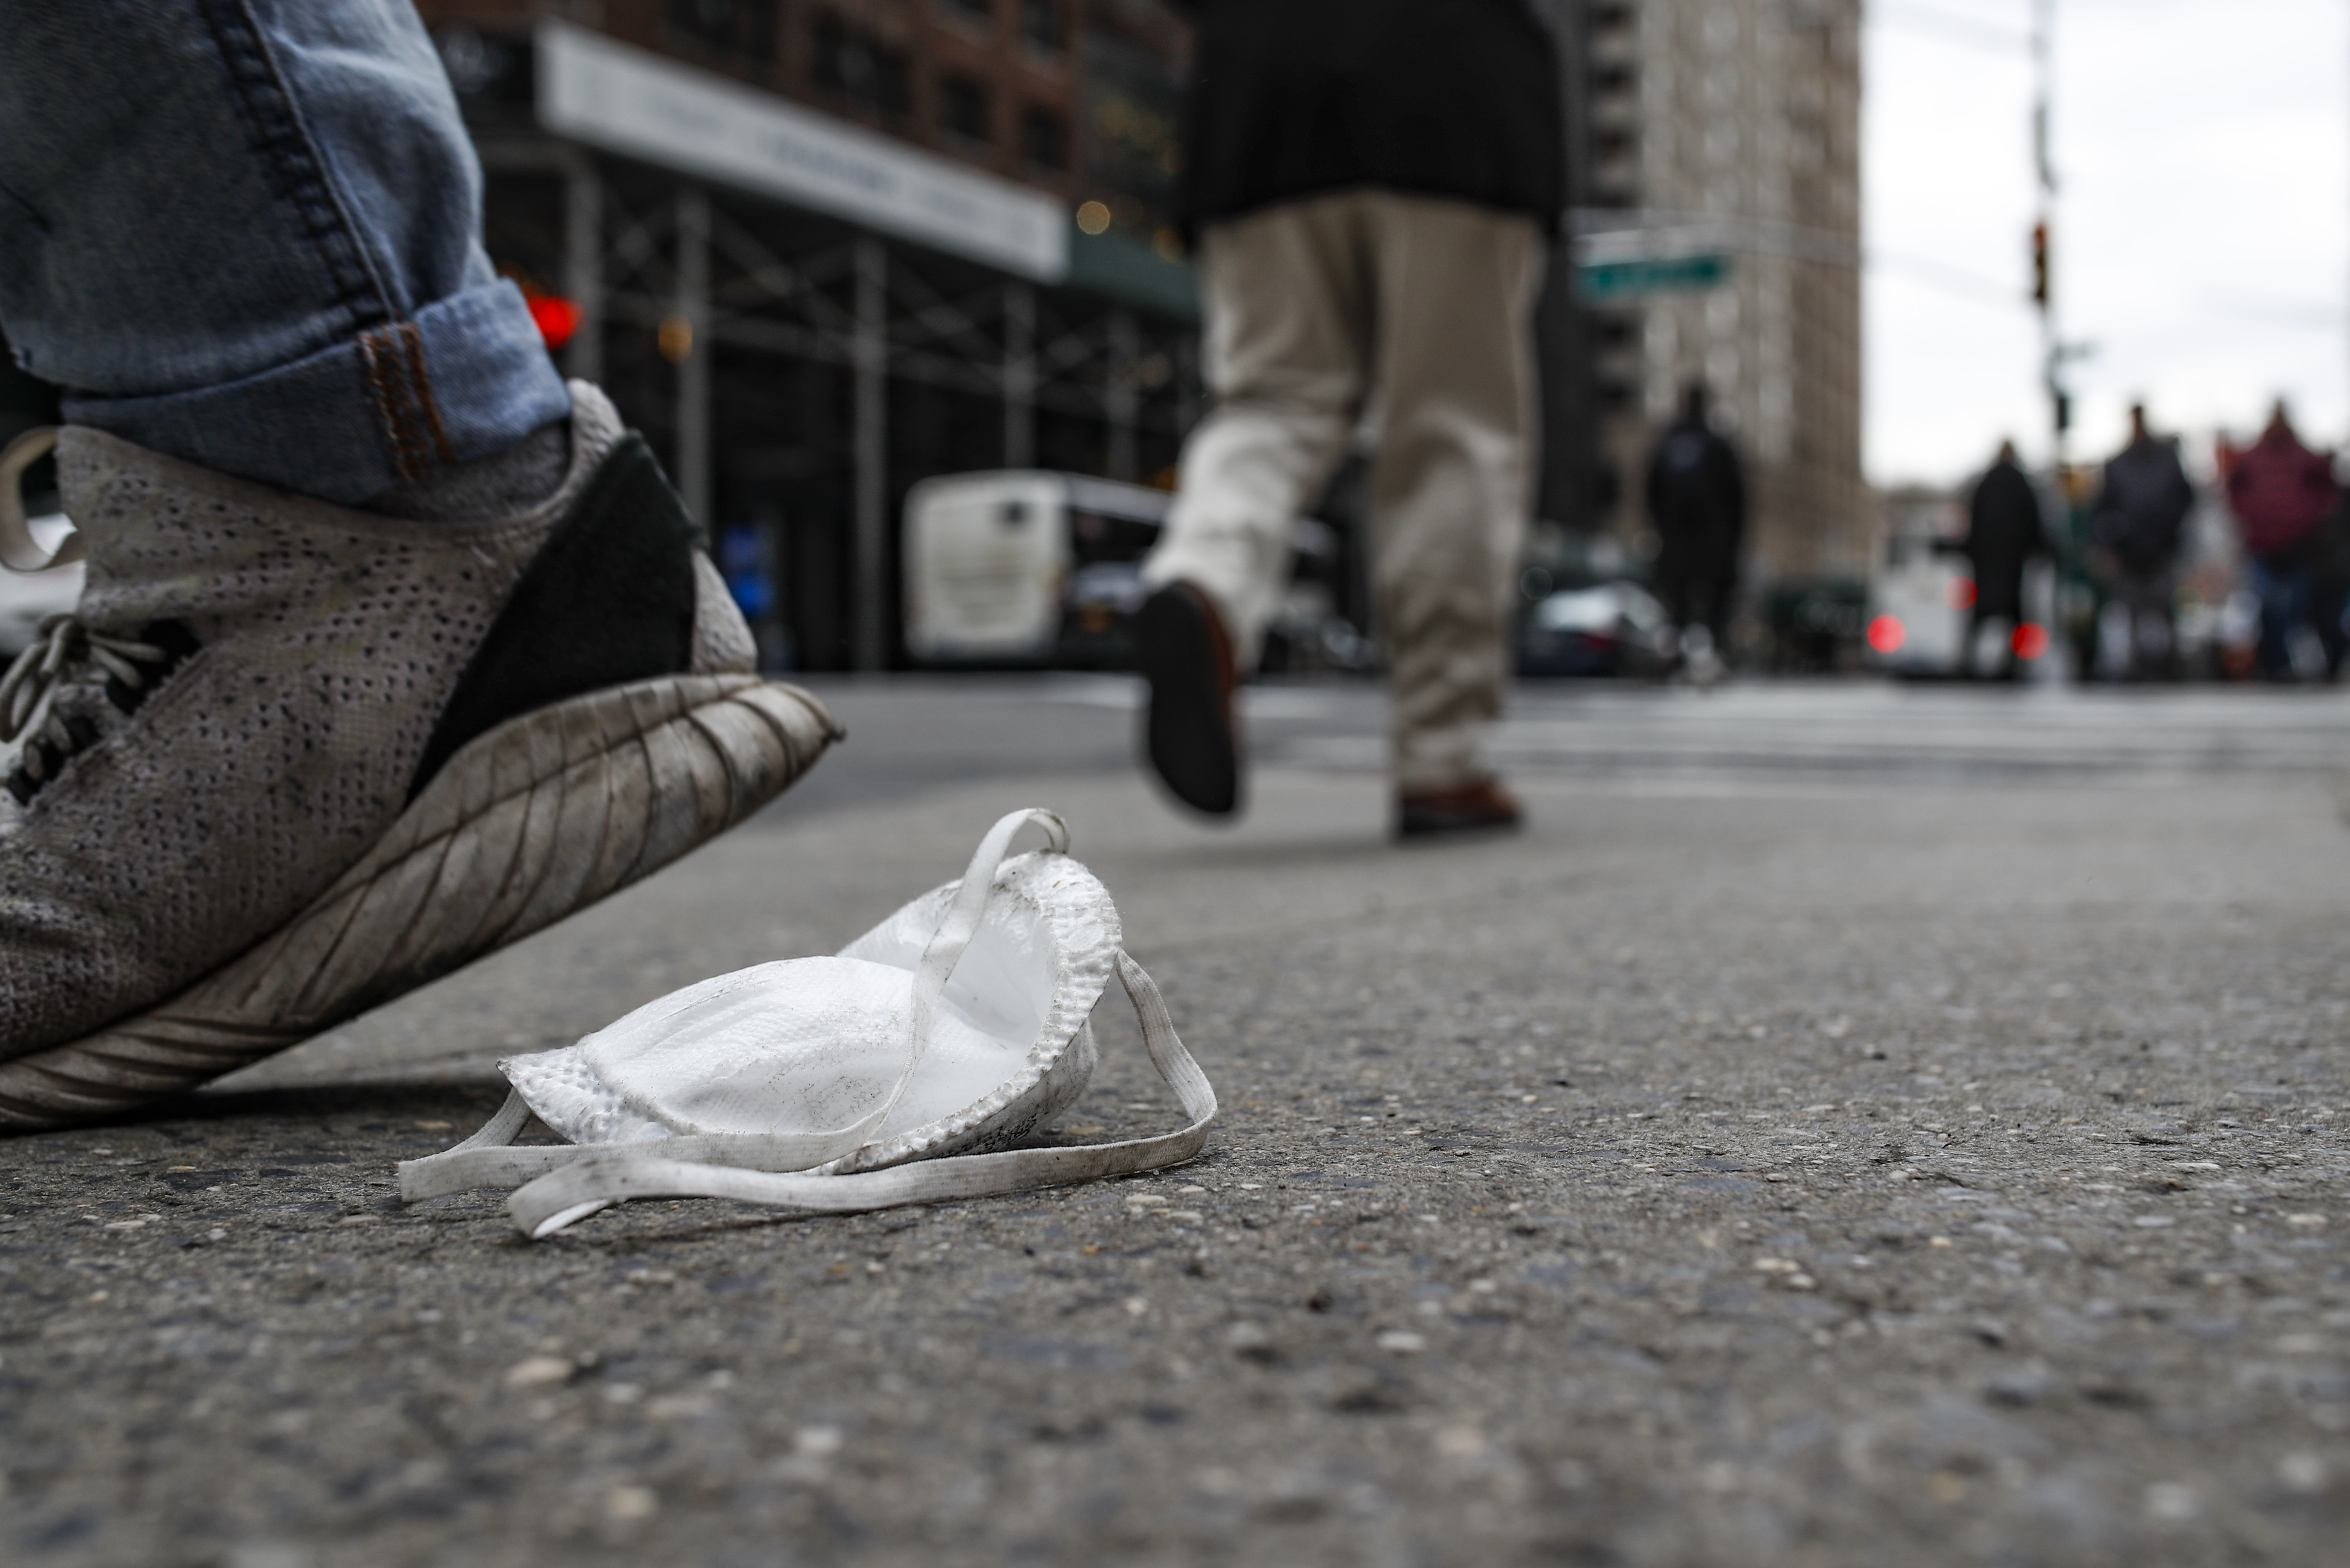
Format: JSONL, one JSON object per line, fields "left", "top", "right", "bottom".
{"left": 0, "top": 673, "right": 840, "bottom": 1131}
{"left": 1137, "top": 587, "right": 1239, "bottom": 816}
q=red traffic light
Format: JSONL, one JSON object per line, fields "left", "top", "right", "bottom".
{"left": 528, "top": 294, "right": 582, "bottom": 351}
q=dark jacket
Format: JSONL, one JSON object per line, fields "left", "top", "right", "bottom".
{"left": 1646, "top": 418, "right": 1746, "bottom": 580}
{"left": 1962, "top": 459, "right": 2047, "bottom": 615}
{"left": 1172, "top": 0, "right": 1565, "bottom": 232}
{"left": 2092, "top": 437, "right": 2194, "bottom": 576}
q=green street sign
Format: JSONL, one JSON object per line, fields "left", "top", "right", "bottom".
{"left": 1577, "top": 252, "right": 1731, "bottom": 301}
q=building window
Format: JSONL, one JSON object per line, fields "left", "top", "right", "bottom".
{"left": 1020, "top": 105, "right": 1067, "bottom": 173}
{"left": 1022, "top": 0, "right": 1066, "bottom": 53}
{"left": 814, "top": 12, "right": 911, "bottom": 118}
{"left": 940, "top": 73, "right": 993, "bottom": 144}
{"left": 666, "top": 0, "right": 777, "bottom": 62}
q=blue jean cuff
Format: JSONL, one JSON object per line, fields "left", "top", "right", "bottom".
{"left": 59, "top": 279, "right": 572, "bottom": 506}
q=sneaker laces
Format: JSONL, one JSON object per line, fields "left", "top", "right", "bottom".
{"left": 0, "top": 426, "right": 182, "bottom": 795}
{"left": 0, "top": 615, "right": 179, "bottom": 756}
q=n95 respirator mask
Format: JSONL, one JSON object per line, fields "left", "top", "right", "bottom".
{"left": 400, "top": 809, "right": 1214, "bottom": 1238}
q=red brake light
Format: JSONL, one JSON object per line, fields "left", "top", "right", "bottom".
{"left": 1867, "top": 615, "right": 1906, "bottom": 654}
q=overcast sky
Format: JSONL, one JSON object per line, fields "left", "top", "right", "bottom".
{"left": 1864, "top": 0, "right": 2349, "bottom": 485}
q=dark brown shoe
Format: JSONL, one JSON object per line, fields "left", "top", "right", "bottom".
{"left": 1136, "top": 581, "right": 1240, "bottom": 816}
{"left": 1397, "top": 777, "right": 1521, "bottom": 839}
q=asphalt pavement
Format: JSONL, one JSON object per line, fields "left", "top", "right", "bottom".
{"left": 7, "top": 676, "right": 2350, "bottom": 1568}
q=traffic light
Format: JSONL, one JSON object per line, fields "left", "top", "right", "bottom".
{"left": 2030, "top": 221, "right": 2050, "bottom": 307}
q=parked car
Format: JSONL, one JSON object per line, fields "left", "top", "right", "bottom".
{"left": 1517, "top": 581, "right": 1672, "bottom": 678}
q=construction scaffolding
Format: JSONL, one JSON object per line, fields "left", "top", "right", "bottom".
{"left": 468, "top": 138, "right": 1196, "bottom": 673}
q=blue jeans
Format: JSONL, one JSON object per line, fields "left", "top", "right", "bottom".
{"left": 0, "top": 0, "right": 568, "bottom": 505}
{"left": 2251, "top": 551, "right": 2309, "bottom": 678}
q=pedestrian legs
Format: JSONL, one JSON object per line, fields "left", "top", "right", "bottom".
{"left": 2112, "top": 567, "right": 2177, "bottom": 681}
{"left": 1140, "top": 198, "right": 1370, "bottom": 669}
{"left": 1141, "top": 191, "right": 1543, "bottom": 796}
{"left": 1361, "top": 196, "right": 1545, "bottom": 791}
{"left": 2250, "top": 550, "right": 2309, "bottom": 679}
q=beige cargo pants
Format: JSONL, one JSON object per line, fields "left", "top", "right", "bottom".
{"left": 1140, "top": 190, "right": 1546, "bottom": 793}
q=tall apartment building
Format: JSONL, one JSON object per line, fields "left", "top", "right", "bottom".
{"left": 415, "top": 0, "right": 1197, "bottom": 671}
{"left": 1550, "top": 0, "right": 1867, "bottom": 593}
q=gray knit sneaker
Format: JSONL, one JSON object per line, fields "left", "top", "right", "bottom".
{"left": 0, "top": 383, "right": 840, "bottom": 1130}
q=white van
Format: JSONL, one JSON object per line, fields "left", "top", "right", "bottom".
{"left": 902, "top": 470, "right": 1170, "bottom": 666}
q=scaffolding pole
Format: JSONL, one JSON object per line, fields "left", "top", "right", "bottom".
{"left": 1003, "top": 281, "right": 1036, "bottom": 470}
{"left": 562, "top": 148, "right": 603, "bottom": 385}
{"left": 853, "top": 235, "right": 889, "bottom": 672}
{"left": 673, "top": 186, "right": 711, "bottom": 530}
{"left": 1106, "top": 308, "right": 1140, "bottom": 481}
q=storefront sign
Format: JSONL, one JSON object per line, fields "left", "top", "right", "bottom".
{"left": 537, "top": 21, "right": 1069, "bottom": 282}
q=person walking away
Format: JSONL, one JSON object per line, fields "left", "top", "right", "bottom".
{"left": 2089, "top": 404, "right": 2194, "bottom": 681}
{"left": 1645, "top": 382, "right": 1748, "bottom": 680}
{"left": 0, "top": 1, "right": 834, "bottom": 1128}
{"left": 2222, "top": 400, "right": 2338, "bottom": 681}
{"left": 1135, "top": 0, "right": 1562, "bottom": 837}
{"left": 2304, "top": 488, "right": 2350, "bottom": 679}
{"left": 1952, "top": 440, "right": 2047, "bottom": 679}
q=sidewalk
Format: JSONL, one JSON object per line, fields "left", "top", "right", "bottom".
{"left": 6, "top": 682, "right": 2349, "bottom": 1566}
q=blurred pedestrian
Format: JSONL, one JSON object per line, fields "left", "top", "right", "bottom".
{"left": 0, "top": 1, "right": 826, "bottom": 1124}
{"left": 1136, "top": 0, "right": 1562, "bottom": 838}
{"left": 2089, "top": 404, "right": 2194, "bottom": 681}
{"left": 2221, "top": 400, "right": 2339, "bottom": 681}
{"left": 2305, "top": 491, "right": 2350, "bottom": 680}
{"left": 1645, "top": 382, "right": 1748, "bottom": 680}
{"left": 1953, "top": 439, "right": 2048, "bottom": 680}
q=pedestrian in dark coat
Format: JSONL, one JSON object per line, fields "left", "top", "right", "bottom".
{"left": 1174, "top": 0, "right": 1564, "bottom": 235}
{"left": 2090, "top": 404, "right": 2194, "bottom": 680}
{"left": 1136, "top": 0, "right": 1565, "bottom": 838}
{"left": 1956, "top": 440, "right": 2047, "bottom": 678}
{"left": 1645, "top": 382, "right": 1747, "bottom": 660}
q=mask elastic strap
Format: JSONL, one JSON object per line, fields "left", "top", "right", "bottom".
{"left": 0, "top": 428, "right": 79, "bottom": 574}
{"left": 886, "top": 807, "right": 1069, "bottom": 1132}
{"left": 503, "top": 950, "right": 1215, "bottom": 1240}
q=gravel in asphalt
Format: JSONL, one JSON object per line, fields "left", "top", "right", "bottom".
{"left": 5, "top": 682, "right": 2350, "bottom": 1567}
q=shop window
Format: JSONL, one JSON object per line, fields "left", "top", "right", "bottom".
{"left": 666, "top": 0, "right": 777, "bottom": 62}
{"left": 1022, "top": 0, "right": 1066, "bottom": 53}
{"left": 940, "top": 74, "right": 993, "bottom": 144}
{"left": 1020, "top": 105, "right": 1067, "bottom": 173}
{"left": 814, "top": 11, "right": 912, "bottom": 117}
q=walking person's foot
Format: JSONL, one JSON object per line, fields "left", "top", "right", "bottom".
{"left": 0, "top": 383, "right": 841, "bottom": 1130}
{"left": 1397, "top": 776, "right": 1522, "bottom": 839}
{"left": 1136, "top": 581, "right": 1240, "bottom": 816}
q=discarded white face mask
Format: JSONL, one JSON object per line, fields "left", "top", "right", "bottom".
{"left": 399, "top": 808, "right": 1215, "bottom": 1238}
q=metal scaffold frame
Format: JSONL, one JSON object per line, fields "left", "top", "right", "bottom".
{"left": 480, "top": 143, "right": 1199, "bottom": 671}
